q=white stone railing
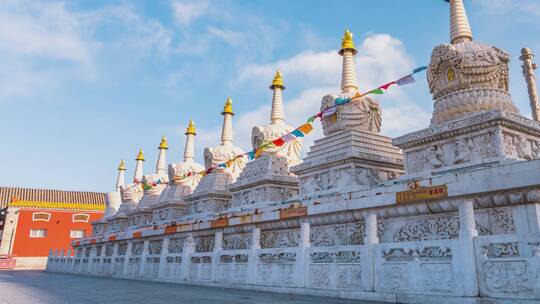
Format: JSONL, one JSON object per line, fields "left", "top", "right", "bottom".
{"left": 43, "top": 201, "right": 540, "bottom": 302}
{"left": 188, "top": 252, "right": 213, "bottom": 282}
{"left": 215, "top": 249, "right": 249, "bottom": 284}
{"left": 373, "top": 239, "right": 462, "bottom": 295}
{"left": 474, "top": 234, "right": 540, "bottom": 300}
{"left": 306, "top": 245, "right": 363, "bottom": 290}
{"left": 254, "top": 247, "right": 298, "bottom": 287}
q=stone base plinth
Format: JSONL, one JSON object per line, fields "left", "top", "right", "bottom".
{"left": 393, "top": 110, "right": 540, "bottom": 175}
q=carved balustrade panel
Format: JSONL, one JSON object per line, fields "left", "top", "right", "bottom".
{"left": 308, "top": 246, "right": 362, "bottom": 290}
{"left": 475, "top": 234, "right": 540, "bottom": 299}
{"left": 374, "top": 240, "right": 461, "bottom": 295}
{"left": 256, "top": 249, "right": 297, "bottom": 286}
{"left": 260, "top": 229, "right": 300, "bottom": 249}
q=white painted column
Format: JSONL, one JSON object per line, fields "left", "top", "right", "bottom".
{"left": 158, "top": 237, "right": 170, "bottom": 280}
{"left": 458, "top": 199, "right": 479, "bottom": 296}
{"left": 123, "top": 241, "right": 133, "bottom": 277}
{"left": 248, "top": 227, "right": 261, "bottom": 284}
{"left": 296, "top": 222, "right": 310, "bottom": 287}
{"left": 181, "top": 234, "right": 195, "bottom": 281}
{"left": 139, "top": 240, "right": 150, "bottom": 278}
{"left": 361, "top": 211, "right": 379, "bottom": 291}
{"left": 211, "top": 231, "right": 223, "bottom": 282}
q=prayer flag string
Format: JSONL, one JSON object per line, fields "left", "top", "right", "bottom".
{"left": 171, "top": 66, "right": 426, "bottom": 182}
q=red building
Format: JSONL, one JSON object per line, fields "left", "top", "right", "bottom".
{"left": 0, "top": 187, "right": 105, "bottom": 270}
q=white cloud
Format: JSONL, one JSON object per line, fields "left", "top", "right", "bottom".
{"left": 172, "top": 0, "right": 209, "bottom": 27}
{"left": 474, "top": 0, "right": 540, "bottom": 18}
{"left": 0, "top": 1, "right": 173, "bottom": 100}
{"left": 207, "top": 26, "right": 244, "bottom": 47}
{"left": 0, "top": 1, "right": 91, "bottom": 65}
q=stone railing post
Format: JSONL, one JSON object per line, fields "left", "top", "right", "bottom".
{"left": 211, "top": 231, "right": 223, "bottom": 282}
{"left": 181, "top": 234, "right": 195, "bottom": 281}
{"left": 512, "top": 202, "right": 540, "bottom": 235}
{"left": 361, "top": 211, "right": 379, "bottom": 291}
{"left": 248, "top": 227, "right": 260, "bottom": 284}
{"left": 87, "top": 247, "right": 95, "bottom": 275}
{"left": 67, "top": 249, "right": 73, "bottom": 273}
{"left": 296, "top": 222, "right": 310, "bottom": 287}
{"left": 458, "top": 199, "right": 479, "bottom": 296}
{"left": 123, "top": 241, "right": 133, "bottom": 277}
{"left": 46, "top": 249, "right": 53, "bottom": 272}
{"left": 139, "top": 240, "right": 150, "bottom": 278}
{"left": 158, "top": 237, "right": 170, "bottom": 280}
{"left": 111, "top": 243, "right": 119, "bottom": 276}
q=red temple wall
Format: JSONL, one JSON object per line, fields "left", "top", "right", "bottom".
{"left": 11, "top": 209, "right": 103, "bottom": 257}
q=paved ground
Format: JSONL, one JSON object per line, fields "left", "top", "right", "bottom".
{"left": 0, "top": 271, "right": 382, "bottom": 304}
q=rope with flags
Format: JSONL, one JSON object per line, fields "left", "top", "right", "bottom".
{"left": 171, "top": 66, "right": 427, "bottom": 182}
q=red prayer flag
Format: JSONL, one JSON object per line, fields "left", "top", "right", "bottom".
{"left": 379, "top": 81, "right": 396, "bottom": 90}
{"left": 273, "top": 138, "right": 285, "bottom": 147}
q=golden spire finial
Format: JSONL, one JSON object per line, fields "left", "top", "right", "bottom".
{"left": 136, "top": 148, "right": 145, "bottom": 161}
{"left": 158, "top": 136, "right": 168, "bottom": 150}
{"left": 118, "top": 159, "right": 126, "bottom": 171}
{"left": 269, "top": 70, "right": 285, "bottom": 90}
{"left": 339, "top": 29, "right": 357, "bottom": 55}
{"left": 185, "top": 119, "right": 196, "bottom": 135}
{"left": 222, "top": 96, "right": 234, "bottom": 115}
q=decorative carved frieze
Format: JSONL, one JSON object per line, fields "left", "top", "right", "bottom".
{"left": 195, "top": 236, "right": 214, "bottom": 253}
{"left": 260, "top": 229, "right": 300, "bottom": 248}
{"left": 168, "top": 238, "right": 185, "bottom": 253}
{"left": 223, "top": 233, "right": 251, "bottom": 250}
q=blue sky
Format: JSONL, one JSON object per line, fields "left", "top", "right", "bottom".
{"left": 1, "top": 0, "right": 540, "bottom": 192}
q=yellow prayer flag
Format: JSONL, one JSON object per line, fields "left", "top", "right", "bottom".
{"left": 297, "top": 123, "right": 313, "bottom": 135}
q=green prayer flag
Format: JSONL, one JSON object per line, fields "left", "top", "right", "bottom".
{"left": 369, "top": 88, "right": 384, "bottom": 95}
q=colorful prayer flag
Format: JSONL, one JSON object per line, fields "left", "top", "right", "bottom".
{"left": 281, "top": 133, "right": 295, "bottom": 142}
{"left": 379, "top": 81, "right": 395, "bottom": 90}
{"left": 413, "top": 66, "right": 427, "bottom": 74}
{"left": 368, "top": 88, "right": 384, "bottom": 95}
{"left": 396, "top": 75, "right": 415, "bottom": 86}
{"left": 297, "top": 123, "right": 313, "bottom": 135}
{"left": 335, "top": 98, "right": 350, "bottom": 105}
{"left": 273, "top": 138, "right": 285, "bottom": 147}
{"left": 255, "top": 148, "right": 263, "bottom": 158}
{"left": 292, "top": 129, "right": 304, "bottom": 138}
{"left": 247, "top": 151, "right": 256, "bottom": 160}
{"left": 322, "top": 107, "right": 337, "bottom": 118}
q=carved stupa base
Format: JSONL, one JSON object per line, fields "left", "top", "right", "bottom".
{"left": 228, "top": 154, "right": 300, "bottom": 209}
{"left": 394, "top": 110, "right": 540, "bottom": 175}
{"left": 291, "top": 129, "right": 403, "bottom": 197}
{"left": 184, "top": 172, "right": 233, "bottom": 216}
{"left": 431, "top": 88, "right": 519, "bottom": 125}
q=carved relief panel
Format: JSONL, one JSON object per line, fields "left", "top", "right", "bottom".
{"left": 260, "top": 229, "right": 300, "bottom": 248}
{"left": 223, "top": 233, "right": 251, "bottom": 250}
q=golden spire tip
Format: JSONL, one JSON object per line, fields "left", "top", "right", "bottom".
{"left": 222, "top": 96, "right": 234, "bottom": 115}
{"left": 118, "top": 159, "right": 126, "bottom": 171}
{"left": 185, "top": 119, "right": 196, "bottom": 135}
{"left": 136, "top": 148, "right": 145, "bottom": 161}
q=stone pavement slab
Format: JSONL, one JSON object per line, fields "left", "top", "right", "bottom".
{"left": 0, "top": 271, "right": 382, "bottom": 304}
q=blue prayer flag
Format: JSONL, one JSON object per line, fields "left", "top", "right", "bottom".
{"left": 412, "top": 66, "right": 427, "bottom": 74}
{"left": 292, "top": 129, "right": 304, "bottom": 138}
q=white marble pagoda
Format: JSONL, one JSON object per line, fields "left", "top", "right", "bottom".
{"left": 48, "top": 1, "right": 540, "bottom": 303}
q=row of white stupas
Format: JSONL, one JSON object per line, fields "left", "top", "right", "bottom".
{"left": 50, "top": 1, "right": 540, "bottom": 302}
{"left": 101, "top": 63, "right": 305, "bottom": 230}
{"left": 94, "top": 0, "right": 540, "bottom": 233}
